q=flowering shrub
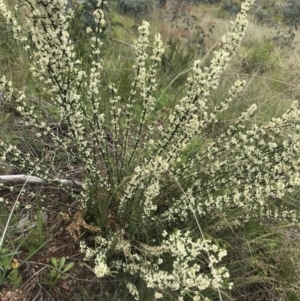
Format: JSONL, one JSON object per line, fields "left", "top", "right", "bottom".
{"left": 1, "top": 0, "right": 300, "bottom": 299}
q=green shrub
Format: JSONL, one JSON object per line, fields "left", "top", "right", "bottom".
{"left": 115, "top": 0, "right": 154, "bottom": 18}
{"left": 252, "top": 0, "right": 282, "bottom": 25}
{"left": 1, "top": 0, "right": 300, "bottom": 300}
{"left": 221, "top": 0, "right": 242, "bottom": 15}
{"left": 241, "top": 37, "right": 277, "bottom": 74}
{"left": 283, "top": 0, "right": 300, "bottom": 30}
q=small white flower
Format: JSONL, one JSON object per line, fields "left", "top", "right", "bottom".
{"left": 154, "top": 291, "right": 163, "bottom": 299}
{"left": 94, "top": 261, "right": 110, "bottom": 278}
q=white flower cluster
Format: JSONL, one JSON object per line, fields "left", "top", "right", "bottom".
{"left": 140, "top": 230, "right": 230, "bottom": 294}
{"left": 80, "top": 235, "right": 113, "bottom": 278}
{"left": 0, "top": 74, "right": 80, "bottom": 199}
{"left": 0, "top": 1, "right": 27, "bottom": 41}
{"left": 114, "top": 20, "right": 165, "bottom": 179}
{"left": 118, "top": 0, "right": 256, "bottom": 228}
{"left": 126, "top": 282, "right": 139, "bottom": 301}
{"left": 153, "top": 0, "right": 255, "bottom": 160}
{"left": 1, "top": 0, "right": 108, "bottom": 197}
{"left": 162, "top": 96, "right": 300, "bottom": 227}
{"left": 79, "top": 229, "right": 229, "bottom": 300}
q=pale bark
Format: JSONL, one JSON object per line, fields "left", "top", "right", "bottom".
{"left": 0, "top": 175, "right": 82, "bottom": 187}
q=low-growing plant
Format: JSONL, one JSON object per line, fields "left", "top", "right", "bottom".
{"left": 273, "top": 26, "right": 296, "bottom": 49}
{"left": 0, "top": 248, "right": 19, "bottom": 286}
{"left": 7, "top": 265, "right": 22, "bottom": 289}
{"left": 1, "top": 0, "right": 300, "bottom": 300}
{"left": 42, "top": 256, "right": 75, "bottom": 288}
{"left": 21, "top": 210, "right": 47, "bottom": 254}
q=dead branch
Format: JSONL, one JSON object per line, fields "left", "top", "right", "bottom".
{"left": 0, "top": 175, "right": 83, "bottom": 187}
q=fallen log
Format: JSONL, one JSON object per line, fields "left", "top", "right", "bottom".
{"left": 0, "top": 175, "right": 83, "bottom": 187}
